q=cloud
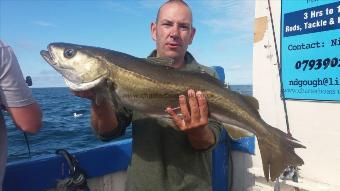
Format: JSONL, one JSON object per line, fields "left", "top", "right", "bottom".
{"left": 16, "top": 40, "right": 37, "bottom": 52}
{"left": 225, "top": 64, "right": 243, "bottom": 71}
{"left": 202, "top": 17, "right": 254, "bottom": 33}
{"left": 33, "top": 76, "right": 65, "bottom": 87}
{"left": 103, "top": 1, "right": 161, "bottom": 23}
{"left": 105, "top": 1, "right": 142, "bottom": 16}
{"left": 39, "top": 69, "right": 58, "bottom": 75}
{"left": 196, "top": 0, "right": 255, "bottom": 57}
{"left": 202, "top": 0, "right": 254, "bottom": 17}
{"left": 214, "top": 33, "right": 253, "bottom": 53}
{"left": 32, "top": 21, "right": 57, "bottom": 28}
{"left": 137, "top": 0, "right": 162, "bottom": 9}
{"left": 201, "top": 0, "right": 240, "bottom": 14}
{"left": 224, "top": 66, "right": 252, "bottom": 85}
{"left": 199, "top": 0, "right": 255, "bottom": 34}
{"left": 31, "top": 69, "right": 65, "bottom": 87}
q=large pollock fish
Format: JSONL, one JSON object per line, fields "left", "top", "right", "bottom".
{"left": 40, "top": 42, "right": 305, "bottom": 181}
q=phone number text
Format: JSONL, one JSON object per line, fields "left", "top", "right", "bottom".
{"left": 295, "top": 57, "right": 340, "bottom": 71}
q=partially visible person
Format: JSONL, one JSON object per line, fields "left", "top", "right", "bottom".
{"left": 0, "top": 40, "right": 42, "bottom": 190}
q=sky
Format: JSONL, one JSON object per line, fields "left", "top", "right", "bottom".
{"left": 0, "top": 0, "right": 255, "bottom": 87}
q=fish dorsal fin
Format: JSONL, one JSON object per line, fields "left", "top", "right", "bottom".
{"left": 144, "top": 57, "right": 225, "bottom": 88}
{"left": 188, "top": 70, "right": 226, "bottom": 87}
{"left": 240, "top": 94, "right": 259, "bottom": 110}
{"left": 145, "top": 57, "right": 174, "bottom": 68}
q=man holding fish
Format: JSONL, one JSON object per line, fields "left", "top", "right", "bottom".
{"left": 74, "top": 0, "right": 222, "bottom": 190}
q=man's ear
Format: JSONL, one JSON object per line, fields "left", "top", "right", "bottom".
{"left": 189, "top": 27, "right": 196, "bottom": 45}
{"left": 151, "top": 22, "right": 157, "bottom": 41}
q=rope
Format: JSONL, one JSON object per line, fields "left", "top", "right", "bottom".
{"left": 23, "top": 132, "right": 31, "bottom": 158}
{"left": 267, "top": 0, "right": 292, "bottom": 137}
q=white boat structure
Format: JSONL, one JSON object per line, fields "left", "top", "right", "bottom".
{"left": 4, "top": 0, "right": 340, "bottom": 190}
{"left": 250, "top": 0, "right": 340, "bottom": 190}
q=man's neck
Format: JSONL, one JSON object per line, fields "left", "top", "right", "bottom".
{"left": 171, "top": 58, "right": 185, "bottom": 69}
{"left": 150, "top": 50, "right": 188, "bottom": 69}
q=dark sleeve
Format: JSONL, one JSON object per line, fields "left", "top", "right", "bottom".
{"left": 205, "top": 118, "right": 223, "bottom": 151}
{"left": 96, "top": 106, "right": 133, "bottom": 142}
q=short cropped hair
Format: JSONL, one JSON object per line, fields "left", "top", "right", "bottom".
{"left": 155, "top": 0, "right": 193, "bottom": 25}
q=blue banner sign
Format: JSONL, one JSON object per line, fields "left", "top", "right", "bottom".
{"left": 281, "top": 0, "right": 340, "bottom": 101}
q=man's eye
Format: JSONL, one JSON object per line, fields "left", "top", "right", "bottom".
{"left": 179, "top": 25, "right": 190, "bottom": 30}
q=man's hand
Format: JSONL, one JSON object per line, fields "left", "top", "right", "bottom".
{"left": 165, "top": 89, "right": 215, "bottom": 149}
{"left": 166, "top": 89, "right": 208, "bottom": 132}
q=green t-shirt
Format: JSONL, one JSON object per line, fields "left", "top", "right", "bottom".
{"left": 125, "top": 51, "right": 222, "bottom": 191}
{"left": 126, "top": 114, "right": 222, "bottom": 191}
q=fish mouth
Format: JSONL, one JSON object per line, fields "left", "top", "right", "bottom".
{"left": 40, "top": 50, "right": 54, "bottom": 64}
{"left": 64, "top": 76, "right": 106, "bottom": 91}
{"left": 40, "top": 46, "right": 56, "bottom": 66}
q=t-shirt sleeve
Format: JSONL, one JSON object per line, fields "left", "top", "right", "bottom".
{"left": 0, "top": 44, "right": 34, "bottom": 108}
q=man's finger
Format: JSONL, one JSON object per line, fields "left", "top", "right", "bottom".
{"left": 179, "top": 95, "right": 191, "bottom": 123}
{"left": 165, "top": 107, "right": 186, "bottom": 129}
{"left": 197, "top": 91, "right": 209, "bottom": 124}
{"left": 188, "top": 89, "right": 200, "bottom": 122}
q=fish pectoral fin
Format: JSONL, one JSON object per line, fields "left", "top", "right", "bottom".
{"left": 94, "top": 92, "right": 106, "bottom": 106}
{"left": 222, "top": 123, "right": 254, "bottom": 140}
{"left": 92, "top": 83, "right": 111, "bottom": 106}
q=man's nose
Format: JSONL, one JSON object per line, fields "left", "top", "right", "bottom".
{"left": 170, "top": 26, "right": 180, "bottom": 38}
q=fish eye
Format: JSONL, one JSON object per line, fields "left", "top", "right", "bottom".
{"left": 64, "top": 48, "right": 76, "bottom": 58}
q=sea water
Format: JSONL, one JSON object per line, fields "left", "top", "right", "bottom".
{"left": 5, "top": 85, "right": 252, "bottom": 162}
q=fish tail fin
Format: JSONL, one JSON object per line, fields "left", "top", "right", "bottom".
{"left": 258, "top": 125, "right": 305, "bottom": 181}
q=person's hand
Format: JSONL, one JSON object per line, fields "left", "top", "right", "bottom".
{"left": 166, "top": 89, "right": 215, "bottom": 149}
{"left": 165, "top": 89, "right": 209, "bottom": 134}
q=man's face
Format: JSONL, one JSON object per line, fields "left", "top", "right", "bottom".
{"left": 151, "top": 2, "right": 195, "bottom": 61}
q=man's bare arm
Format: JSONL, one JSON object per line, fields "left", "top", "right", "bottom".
{"left": 8, "top": 102, "right": 42, "bottom": 133}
